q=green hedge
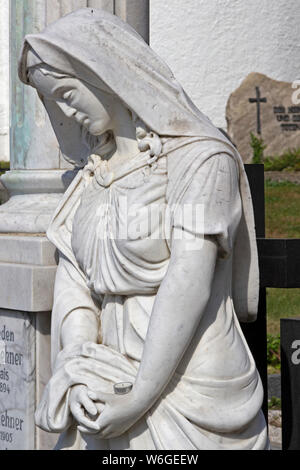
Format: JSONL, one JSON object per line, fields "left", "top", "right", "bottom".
{"left": 0, "top": 161, "right": 9, "bottom": 176}
{"left": 264, "top": 148, "right": 300, "bottom": 172}
{"left": 250, "top": 133, "right": 300, "bottom": 171}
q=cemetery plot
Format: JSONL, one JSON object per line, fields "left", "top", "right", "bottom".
{"left": 227, "top": 72, "right": 300, "bottom": 162}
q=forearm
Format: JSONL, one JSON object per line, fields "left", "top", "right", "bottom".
{"left": 132, "top": 237, "right": 218, "bottom": 410}
{"left": 61, "top": 308, "right": 99, "bottom": 348}
{"left": 53, "top": 254, "right": 100, "bottom": 350}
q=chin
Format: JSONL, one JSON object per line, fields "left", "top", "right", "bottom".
{"left": 88, "top": 122, "right": 109, "bottom": 136}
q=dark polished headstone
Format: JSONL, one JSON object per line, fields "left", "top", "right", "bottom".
{"left": 281, "top": 318, "right": 300, "bottom": 450}
{"left": 242, "top": 165, "right": 268, "bottom": 421}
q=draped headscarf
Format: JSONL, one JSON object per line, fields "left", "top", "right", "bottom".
{"left": 18, "top": 8, "right": 259, "bottom": 322}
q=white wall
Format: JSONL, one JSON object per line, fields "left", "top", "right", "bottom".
{"left": 150, "top": 0, "right": 300, "bottom": 129}
{"left": 0, "top": 0, "right": 9, "bottom": 162}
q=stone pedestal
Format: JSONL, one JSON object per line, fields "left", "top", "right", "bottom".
{"left": 0, "top": 310, "right": 59, "bottom": 450}
{"left": 0, "top": 169, "right": 76, "bottom": 232}
{"left": 0, "top": 235, "right": 59, "bottom": 450}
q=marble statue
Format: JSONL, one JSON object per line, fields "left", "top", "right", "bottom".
{"left": 18, "top": 8, "right": 269, "bottom": 450}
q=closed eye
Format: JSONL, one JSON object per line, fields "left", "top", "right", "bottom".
{"left": 63, "top": 90, "right": 73, "bottom": 101}
{"left": 56, "top": 100, "right": 78, "bottom": 119}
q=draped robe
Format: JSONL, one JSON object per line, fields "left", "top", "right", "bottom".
{"left": 35, "top": 137, "right": 269, "bottom": 450}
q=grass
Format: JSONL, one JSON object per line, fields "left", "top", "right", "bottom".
{"left": 267, "top": 289, "right": 300, "bottom": 336}
{"left": 268, "top": 397, "right": 281, "bottom": 410}
{"left": 264, "top": 179, "right": 300, "bottom": 373}
{"left": 265, "top": 180, "right": 300, "bottom": 239}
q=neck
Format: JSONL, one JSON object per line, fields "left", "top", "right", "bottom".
{"left": 109, "top": 105, "right": 140, "bottom": 170}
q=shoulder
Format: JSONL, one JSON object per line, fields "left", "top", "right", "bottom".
{"left": 179, "top": 152, "right": 240, "bottom": 205}
{"left": 166, "top": 142, "right": 240, "bottom": 203}
{"left": 206, "top": 153, "right": 240, "bottom": 185}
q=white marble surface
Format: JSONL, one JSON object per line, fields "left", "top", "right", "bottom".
{"left": 0, "top": 169, "right": 77, "bottom": 233}
{"left": 0, "top": 235, "right": 56, "bottom": 265}
{"left": 35, "top": 312, "right": 59, "bottom": 450}
{"left": 19, "top": 8, "right": 267, "bottom": 450}
{"left": 0, "top": 263, "right": 56, "bottom": 312}
{"left": 0, "top": 310, "right": 58, "bottom": 450}
{"left": 0, "top": 235, "right": 57, "bottom": 312}
{"left": 0, "top": 310, "right": 35, "bottom": 450}
{"left": 0, "top": 235, "right": 58, "bottom": 449}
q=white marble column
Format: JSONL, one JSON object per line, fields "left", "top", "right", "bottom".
{"left": 88, "top": 0, "right": 149, "bottom": 42}
{"left": 0, "top": 0, "right": 10, "bottom": 163}
{"left": 115, "top": 0, "right": 149, "bottom": 43}
{"left": 0, "top": 0, "right": 149, "bottom": 450}
{"left": 88, "top": 0, "right": 114, "bottom": 14}
{"left": 0, "top": 1, "right": 89, "bottom": 233}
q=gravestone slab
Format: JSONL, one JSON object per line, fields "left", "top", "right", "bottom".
{"left": 0, "top": 310, "right": 35, "bottom": 450}
{"left": 0, "top": 235, "right": 59, "bottom": 449}
{"left": 226, "top": 72, "right": 300, "bottom": 162}
{"left": 281, "top": 318, "right": 300, "bottom": 450}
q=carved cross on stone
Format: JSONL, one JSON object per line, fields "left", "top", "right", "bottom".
{"left": 249, "top": 86, "right": 267, "bottom": 135}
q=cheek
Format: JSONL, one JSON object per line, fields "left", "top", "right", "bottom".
{"left": 88, "top": 111, "right": 112, "bottom": 135}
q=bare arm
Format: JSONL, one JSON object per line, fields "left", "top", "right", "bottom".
{"left": 53, "top": 254, "right": 101, "bottom": 431}
{"left": 54, "top": 254, "right": 100, "bottom": 349}
{"left": 61, "top": 309, "right": 99, "bottom": 347}
{"left": 132, "top": 236, "right": 218, "bottom": 409}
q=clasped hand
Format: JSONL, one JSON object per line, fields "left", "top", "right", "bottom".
{"left": 69, "top": 384, "right": 146, "bottom": 439}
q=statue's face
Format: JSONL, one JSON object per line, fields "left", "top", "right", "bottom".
{"left": 28, "top": 67, "right": 114, "bottom": 136}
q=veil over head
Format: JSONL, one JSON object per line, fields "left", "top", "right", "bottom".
{"left": 19, "top": 8, "right": 231, "bottom": 144}
{"left": 18, "top": 8, "right": 259, "bottom": 323}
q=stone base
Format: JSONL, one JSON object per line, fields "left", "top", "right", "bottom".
{"left": 0, "top": 194, "right": 62, "bottom": 233}
{"left": 0, "top": 235, "right": 57, "bottom": 312}
{"left": 0, "top": 309, "right": 59, "bottom": 450}
{"left": 0, "top": 234, "right": 59, "bottom": 449}
{"left": 0, "top": 169, "right": 76, "bottom": 233}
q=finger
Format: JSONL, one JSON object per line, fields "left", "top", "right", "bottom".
{"left": 96, "top": 402, "right": 106, "bottom": 414}
{"left": 87, "top": 390, "right": 113, "bottom": 402}
{"left": 94, "top": 411, "right": 109, "bottom": 430}
{"left": 70, "top": 403, "right": 100, "bottom": 431}
{"left": 70, "top": 401, "right": 83, "bottom": 422}
{"left": 77, "top": 425, "right": 99, "bottom": 435}
{"left": 76, "top": 414, "right": 100, "bottom": 431}
{"left": 79, "top": 394, "right": 98, "bottom": 416}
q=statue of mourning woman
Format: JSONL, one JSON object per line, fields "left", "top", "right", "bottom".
{"left": 18, "top": 8, "right": 269, "bottom": 450}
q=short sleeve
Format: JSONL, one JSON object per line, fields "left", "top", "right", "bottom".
{"left": 169, "top": 153, "right": 242, "bottom": 258}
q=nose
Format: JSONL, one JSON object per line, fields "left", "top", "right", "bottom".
{"left": 74, "top": 112, "right": 87, "bottom": 125}
{"left": 64, "top": 106, "right": 77, "bottom": 118}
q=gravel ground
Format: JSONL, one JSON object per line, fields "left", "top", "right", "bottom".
{"left": 269, "top": 410, "right": 282, "bottom": 450}
{"left": 265, "top": 171, "right": 300, "bottom": 184}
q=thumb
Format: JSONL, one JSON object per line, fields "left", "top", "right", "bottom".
{"left": 87, "top": 390, "right": 113, "bottom": 402}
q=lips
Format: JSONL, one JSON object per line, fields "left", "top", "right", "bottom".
{"left": 75, "top": 112, "right": 90, "bottom": 127}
